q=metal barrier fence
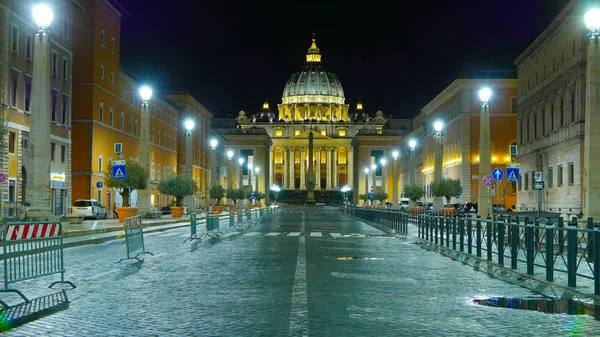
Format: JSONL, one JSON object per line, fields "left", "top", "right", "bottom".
{"left": 205, "top": 212, "right": 223, "bottom": 238}
{"left": 418, "top": 214, "right": 600, "bottom": 295}
{"left": 0, "top": 222, "right": 75, "bottom": 308}
{"left": 352, "top": 208, "right": 410, "bottom": 235}
{"left": 184, "top": 213, "right": 202, "bottom": 244}
{"left": 117, "top": 215, "right": 153, "bottom": 263}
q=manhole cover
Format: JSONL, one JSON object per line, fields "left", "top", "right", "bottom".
{"left": 473, "top": 296, "right": 600, "bottom": 318}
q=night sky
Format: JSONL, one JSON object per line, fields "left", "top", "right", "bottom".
{"left": 118, "top": 0, "right": 571, "bottom": 119}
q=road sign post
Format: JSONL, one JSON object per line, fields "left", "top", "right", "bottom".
{"left": 534, "top": 180, "right": 545, "bottom": 218}
{"left": 506, "top": 163, "right": 519, "bottom": 183}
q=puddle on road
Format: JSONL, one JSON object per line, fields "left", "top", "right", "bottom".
{"left": 336, "top": 256, "right": 384, "bottom": 261}
{"left": 473, "top": 296, "right": 600, "bottom": 319}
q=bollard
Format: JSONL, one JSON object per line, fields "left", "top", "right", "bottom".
{"left": 467, "top": 216, "right": 473, "bottom": 254}
{"left": 498, "top": 219, "right": 505, "bottom": 266}
{"left": 476, "top": 216, "right": 482, "bottom": 257}
{"left": 511, "top": 218, "right": 519, "bottom": 270}
{"left": 526, "top": 221, "right": 534, "bottom": 275}
{"left": 445, "top": 216, "right": 450, "bottom": 248}
{"left": 247, "top": 209, "right": 251, "bottom": 221}
{"left": 434, "top": 216, "right": 439, "bottom": 245}
{"left": 487, "top": 216, "right": 492, "bottom": 261}
{"left": 567, "top": 217, "right": 578, "bottom": 287}
{"left": 558, "top": 217, "right": 565, "bottom": 255}
{"left": 452, "top": 216, "right": 457, "bottom": 250}
{"left": 545, "top": 218, "right": 554, "bottom": 282}
{"left": 534, "top": 217, "right": 540, "bottom": 250}
{"left": 237, "top": 209, "right": 243, "bottom": 224}
{"left": 439, "top": 216, "right": 444, "bottom": 246}
{"left": 229, "top": 210, "right": 235, "bottom": 228}
{"left": 459, "top": 215, "right": 465, "bottom": 252}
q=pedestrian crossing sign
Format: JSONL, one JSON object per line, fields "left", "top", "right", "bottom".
{"left": 506, "top": 164, "right": 519, "bottom": 183}
{"left": 112, "top": 165, "right": 126, "bottom": 180}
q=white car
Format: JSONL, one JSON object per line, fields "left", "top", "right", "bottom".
{"left": 71, "top": 199, "right": 107, "bottom": 220}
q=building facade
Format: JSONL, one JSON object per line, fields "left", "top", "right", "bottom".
{"left": 71, "top": 0, "right": 178, "bottom": 214}
{"left": 399, "top": 79, "right": 518, "bottom": 212}
{"left": 213, "top": 38, "right": 407, "bottom": 205}
{"left": 514, "top": 0, "right": 588, "bottom": 216}
{"left": 0, "top": 0, "right": 75, "bottom": 216}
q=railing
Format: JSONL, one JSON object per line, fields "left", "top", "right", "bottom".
{"left": 352, "top": 208, "right": 411, "bottom": 235}
{"left": 418, "top": 214, "right": 600, "bottom": 295}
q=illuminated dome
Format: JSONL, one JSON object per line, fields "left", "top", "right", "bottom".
{"left": 281, "top": 37, "right": 345, "bottom": 105}
{"left": 253, "top": 100, "right": 276, "bottom": 123}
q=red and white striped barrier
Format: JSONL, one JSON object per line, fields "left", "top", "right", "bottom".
{"left": 4, "top": 223, "right": 61, "bottom": 242}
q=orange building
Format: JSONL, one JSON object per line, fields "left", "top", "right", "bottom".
{"left": 400, "top": 79, "right": 518, "bottom": 210}
{"left": 71, "top": 0, "right": 178, "bottom": 214}
{"left": 1, "top": 0, "right": 75, "bottom": 216}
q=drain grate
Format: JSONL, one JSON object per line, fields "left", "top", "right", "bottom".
{"left": 473, "top": 296, "right": 600, "bottom": 318}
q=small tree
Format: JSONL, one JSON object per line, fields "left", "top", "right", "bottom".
{"left": 227, "top": 188, "right": 241, "bottom": 205}
{"left": 431, "top": 178, "right": 463, "bottom": 205}
{"left": 105, "top": 160, "right": 149, "bottom": 207}
{"left": 208, "top": 184, "right": 226, "bottom": 205}
{"left": 374, "top": 188, "right": 388, "bottom": 205}
{"left": 359, "top": 193, "right": 368, "bottom": 204}
{"left": 157, "top": 175, "right": 198, "bottom": 207}
{"left": 404, "top": 184, "right": 425, "bottom": 203}
{"left": 255, "top": 191, "right": 265, "bottom": 204}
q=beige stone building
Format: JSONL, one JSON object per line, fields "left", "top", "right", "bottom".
{"left": 514, "top": 0, "right": 588, "bottom": 216}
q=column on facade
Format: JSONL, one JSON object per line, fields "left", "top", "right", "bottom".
{"left": 347, "top": 148, "right": 353, "bottom": 189}
{"left": 269, "top": 147, "right": 274, "bottom": 188}
{"left": 316, "top": 147, "right": 321, "bottom": 189}
{"left": 282, "top": 148, "right": 287, "bottom": 189}
{"left": 333, "top": 148, "right": 339, "bottom": 188}
{"left": 288, "top": 147, "right": 296, "bottom": 189}
{"left": 265, "top": 145, "right": 271, "bottom": 205}
{"left": 326, "top": 148, "right": 332, "bottom": 189}
{"left": 300, "top": 148, "right": 306, "bottom": 189}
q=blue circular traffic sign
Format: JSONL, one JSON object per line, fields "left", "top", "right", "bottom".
{"left": 96, "top": 181, "right": 103, "bottom": 189}
{"left": 482, "top": 175, "right": 494, "bottom": 187}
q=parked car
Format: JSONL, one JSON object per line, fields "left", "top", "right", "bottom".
{"left": 71, "top": 199, "right": 107, "bottom": 220}
{"left": 400, "top": 198, "right": 410, "bottom": 210}
{"left": 463, "top": 202, "right": 478, "bottom": 213}
{"left": 160, "top": 206, "right": 172, "bottom": 215}
{"left": 492, "top": 204, "right": 513, "bottom": 213}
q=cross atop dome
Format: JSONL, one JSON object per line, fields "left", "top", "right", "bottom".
{"left": 306, "top": 34, "right": 321, "bottom": 63}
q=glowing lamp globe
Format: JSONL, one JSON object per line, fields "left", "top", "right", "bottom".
{"left": 210, "top": 139, "right": 218, "bottom": 149}
{"left": 433, "top": 120, "right": 444, "bottom": 133}
{"left": 33, "top": 5, "right": 53, "bottom": 29}
{"left": 380, "top": 158, "right": 387, "bottom": 166}
{"left": 227, "top": 150, "right": 233, "bottom": 159}
{"left": 364, "top": 167, "right": 370, "bottom": 174}
{"left": 139, "top": 86, "right": 153, "bottom": 102}
{"left": 238, "top": 158, "right": 244, "bottom": 165}
{"left": 185, "top": 119, "right": 195, "bottom": 132}
{"left": 585, "top": 9, "right": 600, "bottom": 30}
{"left": 409, "top": 139, "right": 417, "bottom": 149}
{"left": 392, "top": 151, "right": 399, "bottom": 159}
{"left": 479, "top": 88, "right": 492, "bottom": 103}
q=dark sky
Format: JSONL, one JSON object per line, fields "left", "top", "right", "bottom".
{"left": 118, "top": 0, "right": 571, "bottom": 119}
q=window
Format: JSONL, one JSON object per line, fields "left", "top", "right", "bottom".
{"left": 295, "top": 130, "right": 300, "bottom": 136}
{"left": 25, "top": 81, "right": 31, "bottom": 112}
{"left": 558, "top": 165, "right": 563, "bottom": 186}
{"left": 560, "top": 99, "right": 564, "bottom": 127}
{"left": 98, "top": 155, "right": 102, "bottom": 173}
{"left": 61, "top": 145, "right": 66, "bottom": 163}
{"left": 52, "top": 51, "right": 58, "bottom": 76}
{"left": 533, "top": 113, "right": 537, "bottom": 139}
{"left": 524, "top": 172, "right": 529, "bottom": 190}
{"left": 99, "top": 102, "right": 104, "bottom": 122}
{"left": 339, "top": 129, "right": 346, "bottom": 137}
{"left": 61, "top": 95, "right": 68, "bottom": 124}
{"left": 157, "top": 130, "right": 161, "bottom": 145}
{"left": 25, "top": 34, "right": 32, "bottom": 60}
{"left": 10, "top": 74, "right": 17, "bottom": 107}
{"left": 110, "top": 38, "right": 115, "bottom": 54}
{"left": 518, "top": 173, "right": 522, "bottom": 191}
{"left": 8, "top": 132, "right": 15, "bottom": 154}
{"left": 541, "top": 109, "right": 545, "bottom": 135}
{"left": 62, "top": 17, "right": 68, "bottom": 40}
{"left": 152, "top": 128, "right": 155, "bottom": 143}
{"left": 151, "top": 162, "right": 155, "bottom": 180}
{"left": 550, "top": 105, "right": 554, "bottom": 131}
{"left": 100, "top": 30, "right": 105, "bottom": 47}
{"left": 531, "top": 171, "right": 535, "bottom": 189}
{"left": 110, "top": 71, "right": 114, "bottom": 84}
{"left": 62, "top": 58, "right": 68, "bottom": 80}
{"left": 109, "top": 108, "right": 114, "bottom": 126}
{"left": 570, "top": 94, "right": 575, "bottom": 122}
{"left": 51, "top": 93, "right": 57, "bottom": 122}
{"left": 158, "top": 108, "right": 161, "bottom": 119}
{"left": 568, "top": 162, "right": 574, "bottom": 185}
{"left": 548, "top": 167, "right": 553, "bottom": 188}
{"left": 120, "top": 113, "right": 124, "bottom": 131}
{"left": 164, "top": 134, "right": 167, "bottom": 147}
{"left": 320, "top": 130, "right": 326, "bottom": 136}
{"left": 11, "top": 24, "right": 18, "bottom": 53}
{"left": 51, "top": 143, "right": 56, "bottom": 162}
{"left": 100, "top": 65, "right": 104, "bottom": 79}
{"left": 135, "top": 120, "right": 139, "bottom": 136}
{"left": 129, "top": 118, "right": 133, "bottom": 133}
{"left": 511, "top": 98, "right": 518, "bottom": 114}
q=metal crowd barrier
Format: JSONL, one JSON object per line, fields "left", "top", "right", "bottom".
{"left": 205, "top": 212, "right": 223, "bottom": 238}
{"left": 184, "top": 213, "right": 202, "bottom": 244}
{"left": 0, "top": 222, "right": 75, "bottom": 308}
{"left": 352, "top": 208, "right": 410, "bottom": 235}
{"left": 418, "top": 213, "right": 600, "bottom": 295}
{"left": 117, "top": 215, "right": 153, "bottom": 263}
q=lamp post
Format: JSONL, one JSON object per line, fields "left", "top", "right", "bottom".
{"left": 341, "top": 185, "right": 351, "bottom": 214}
{"left": 227, "top": 150, "right": 233, "bottom": 189}
{"left": 210, "top": 138, "right": 218, "bottom": 188}
{"left": 478, "top": 88, "right": 492, "bottom": 219}
{"left": 433, "top": 120, "right": 444, "bottom": 211}
{"left": 584, "top": 9, "right": 600, "bottom": 220}
{"left": 392, "top": 151, "right": 399, "bottom": 209}
{"left": 184, "top": 119, "right": 195, "bottom": 211}
{"left": 364, "top": 167, "right": 370, "bottom": 206}
{"left": 248, "top": 163, "right": 253, "bottom": 193}
{"left": 238, "top": 157, "right": 244, "bottom": 190}
{"left": 408, "top": 139, "right": 417, "bottom": 185}
{"left": 27, "top": 5, "right": 54, "bottom": 220}
{"left": 254, "top": 166, "right": 260, "bottom": 204}
{"left": 270, "top": 185, "right": 281, "bottom": 204}
{"left": 371, "top": 163, "right": 377, "bottom": 192}
{"left": 138, "top": 86, "right": 152, "bottom": 217}
{"left": 380, "top": 158, "right": 387, "bottom": 194}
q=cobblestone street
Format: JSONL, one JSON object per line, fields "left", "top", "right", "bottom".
{"left": 3, "top": 208, "right": 600, "bottom": 336}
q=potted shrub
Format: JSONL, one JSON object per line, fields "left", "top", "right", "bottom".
{"left": 157, "top": 175, "right": 198, "bottom": 218}
{"left": 432, "top": 178, "right": 462, "bottom": 217}
{"left": 105, "top": 160, "right": 149, "bottom": 223}
{"left": 208, "top": 184, "right": 226, "bottom": 213}
{"left": 359, "top": 193, "right": 368, "bottom": 207}
{"left": 404, "top": 184, "right": 425, "bottom": 215}
{"left": 255, "top": 191, "right": 265, "bottom": 207}
{"left": 245, "top": 189, "right": 255, "bottom": 208}
{"left": 226, "top": 187, "right": 244, "bottom": 210}
{"left": 374, "top": 189, "right": 389, "bottom": 209}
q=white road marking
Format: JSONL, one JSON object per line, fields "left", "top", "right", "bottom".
{"left": 287, "top": 232, "right": 302, "bottom": 236}
{"left": 265, "top": 232, "right": 280, "bottom": 236}
{"left": 82, "top": 269, "right": 119, "bottom": 281}
{"left": 289, "top": 215, "right": 308, "bottom": 337}
{"left": 243, "top": 232, "right": 261, "bottom": 237}
{"left": 309, "top": 232, "right": 322, "bottom": 237}
{"left": 330, "top": 233, "right": 342, "bottom": 238}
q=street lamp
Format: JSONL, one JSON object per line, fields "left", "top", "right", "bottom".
{"left": 392, "top": 151, "right": 399, "bottom": 209}
{"left": 371, "top": 163, "right": 377, "bottom": 196}
{"left": 138, "top": 85, "right": 153, "bottom": 217}
{"left": 478, "top": 88, "right": 492, "bottom": 219}
{"left": 364, "top": 167, "right": 370, "bottom": 206}
{"left": 248, "top": 163, "right": 253, "bottom": 193}
{"left": 209, "top": 138, "right": 218, "bottom": 188}
{"left": 341, "top": 185, "right": 352, "bottom": 213}
{"left": 583, "top": 9, "right": 600, "bottom": 219}
{"left": 254, "top": 166, "right": 260, "bottom": 202}
{"left": 408, "top": 139, "right": 417, "bottom": 185}
{"left": 238, "top": 157, "right": 244, "bottom": 189}
{"left": 433, "top": 120, "right": 444, "bottom": 211}
{"left": 380, "top": 158, "right": 387, "bottom": 195}
{"left": 270, "top": 184, "right": 281, "bottom": 204}
{"left": 184, "top": 118, "right": 194, "bottom": 180}
{"left": 226, "top": 150, "right": 233, "bottom": 191}
{"left": 28, "top": 5, "right": 54, "bottom": 219}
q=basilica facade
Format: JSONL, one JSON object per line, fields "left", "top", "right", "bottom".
{"left": 212, "top": 38, "right": 409, "bottom": 204}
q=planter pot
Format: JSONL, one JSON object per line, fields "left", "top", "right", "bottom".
{"left": 257, "top": 204, "right": 262, "bottom": 208}
{"left": 116, "top": 207, "right": 138, "bottom": 223}
{"left": 379, "top": 205, "right": 386, "bottom": 209}
{"left": 362, "top": 204, "right": 368, "bottom": 208}
{"left": 229, "top": 206, "right": 237, "bottom": 212}
{"left": 410, "top": 206, "right": 421, "bottom": 215}
{"left": 249, "top": 204, "right": 255, "bottom": 209}
{"left": 170, "top": 206, "right": 184, "bottom": 218}
{"left": 212, "top": 206, "right": 223, "bottom": 213}
{"left": 441, "top": 208, "right": 455, "bottom": 217}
